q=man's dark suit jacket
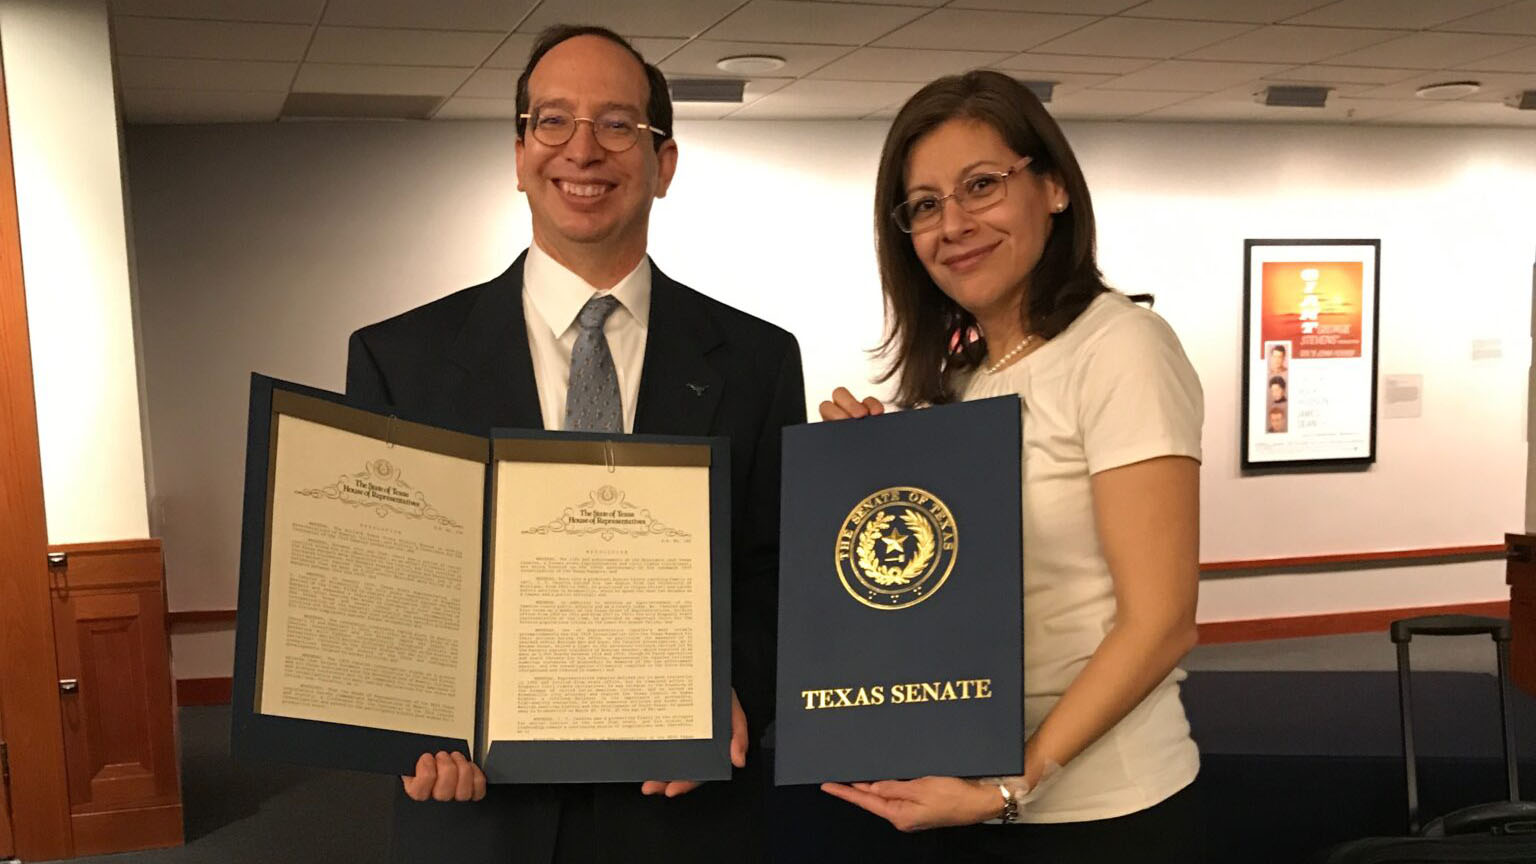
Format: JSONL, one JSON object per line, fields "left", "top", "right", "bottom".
{"left": 345, "top": 252, "right": 805, "bottom": 864}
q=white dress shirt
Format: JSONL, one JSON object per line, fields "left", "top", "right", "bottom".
{"left": 521, "top": 242, "right": 651, "bottom": 433}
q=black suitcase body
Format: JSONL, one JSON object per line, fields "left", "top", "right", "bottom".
{"left": 1320, "top": 615, "right": 1536, "bottom": 863}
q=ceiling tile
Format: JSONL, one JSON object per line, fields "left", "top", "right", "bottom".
{"left": 476, "top": 34, "right": 688, "bottom": 73}
{"left": 1454, "top": 72, "right": 1536, "bottom": 101}
{"left": 1349, "top": 70, "right": 1536, "bottom": 101}
{"left": 660, "top": 41, "right": 854, "bottom": 78}
{"left": 1097, "top": 59, "right": 1292, "bottom": 91}
{"left": 730, "top": 103, "right": 879, "bottom": 118}
{"left": 306, "top": 27, "right": 505, "bottom": 67}
{"left": 456, "top": 68, "right": 519, "bottom": 99}
{"left": 1458, "top": 42, "right": 1536, "bottom": 72}
{"left": 984, "top": 68, "right": 1120, "bottom": 92}
{"left": 1261, "top": 64, "right": 1420, "bottom": 84}
{"left": 628, "top": 38, "right": 692, "bottom": 62}
{"left": 731, "top": 78, "right": 921, "bottom": 115}
{"left": 1183, "top": 25, "right": 1403, "bottom": 63}
{"left": 1435, "top": 0, "right": 1536, "bottom": 36}
{"left": 873, "top": 9, "right": 1095, "bottom": 52}
{"left": 113, "top": 16, "right": 312, "bottom": 60}
{"left": 292, "top": 63, "right": 473, "bottom": 96}
{"left": 809, "top": 46, "right": 1012, "bottom": 81}
{"left": 1141, "top": 88, "right": 1421, "bottom": 121}
{"left": 117, "top": 56, "right": 296, "bottom": 91}
{"left": 672, "top": 102, "right": 747, "bottom": 120}
{"left": 1330, "top": 96, "right": 1439, "bottom": 119}
{"left": 1371, "top": 99, "right": 1536, "bottom": 126}
{"left": 1286, "top": 0, "right": 1513, "bottom": 29}
{"left": 1045, "top": 88, "right": 1195, "bottom": 118}
{"left": 121, "top": 88, "right": 285, "bottom": 123}
{"left": 703, "top": 1, "right": 927, "bottom": 45}
{"left": 519, "top": 0, "right": 744, "bottom": 38}
{"left": 433, "top": 96, "right": 519, "bottom": 119}
{"left": 1324, "top": 32, "right": 1533, "bottom": 69}
{"left": 1121, "top": 0, "right": 1334, "bottom": 23}
{"left": 993, "top": 52, "right": 1154, "bottom": 73}
{"left": 812, "top": 0, "right": 943, "bottom": 6}
{"left": 1254, "top": 77, "right": 1378, "bottom": 96}
{"left": 322, "top": 0, "right": 536, "bottom": 31}
{"left": 1030, "top": 17, "right": 1256, "bottom": 59}
{"left": 483, "top": 34, "right": 538, "bottom": 69}
{"left": 108, "top": 0, "right": 322, "bottom": 24}
{"left": 947, "top": 0, "right": 1140, "bottom": 13}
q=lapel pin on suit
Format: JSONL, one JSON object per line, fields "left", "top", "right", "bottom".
{"left": 687, "top": 382, "right": 709, "bottom": 396}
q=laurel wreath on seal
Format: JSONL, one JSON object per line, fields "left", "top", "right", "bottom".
{"left": 855, "top": 508, "right": 936, "bottom": 587}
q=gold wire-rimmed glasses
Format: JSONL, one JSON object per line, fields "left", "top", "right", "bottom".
{"left": 518, "top": 106, "right": 669, "bottom": 153}
{"left": 892, "top": 156, "right": 1034, "bottom": 233}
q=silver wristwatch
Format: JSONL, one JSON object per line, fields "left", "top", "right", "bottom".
{"left": 997, "top": 783, "right": 1019, "bottom": 824}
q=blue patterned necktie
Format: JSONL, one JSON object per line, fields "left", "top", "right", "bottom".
{"left": 563, "top": 294, "right": 623, "bottom": 432}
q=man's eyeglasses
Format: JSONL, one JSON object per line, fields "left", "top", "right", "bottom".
{"left": 892, "top": 157, "right": 1033, "bottom": 233}
{"left": 519, "top": 107, "right": 669, "bottom": 153}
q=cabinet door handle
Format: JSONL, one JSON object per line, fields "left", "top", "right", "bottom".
{"left": 59, "top": 678, "right": 79, "bottom": 694}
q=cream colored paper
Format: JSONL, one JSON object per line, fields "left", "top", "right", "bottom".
{"left": 486, "top": 462, "right": 712, "bottom": 741}
{"left": 259, "top": 415, "right": 484, "bottom": 741}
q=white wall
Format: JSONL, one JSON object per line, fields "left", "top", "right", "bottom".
{"left": 124, "top": 118, "right": 1535, "bottom": 678}
{"left": 2, "top": 0, "right": 149, "bottom": 544}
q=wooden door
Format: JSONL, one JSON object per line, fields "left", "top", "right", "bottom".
{"left": 0, "top": 36, "right": 74, "bottom": 863}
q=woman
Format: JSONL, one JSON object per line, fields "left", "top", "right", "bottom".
{"left": 818, "top": 71, "right": 1204, "bottom": 863}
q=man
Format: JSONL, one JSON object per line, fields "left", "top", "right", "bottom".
{"left": 345, "top": 25, "right": 805, "bottom": 864}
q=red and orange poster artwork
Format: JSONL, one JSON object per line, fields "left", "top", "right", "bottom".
{"left": 1259, "top": 261, "right": 1364, "bottom": 359}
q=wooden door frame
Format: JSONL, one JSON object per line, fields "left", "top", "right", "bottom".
{"left": 0, "top": 39, "right": 75, "bottom": 862}
{"left": 0, "top": 685, "right": 13, "bottom": 858}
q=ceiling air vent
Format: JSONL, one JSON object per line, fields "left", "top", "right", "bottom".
{"left": 669, "top": 79, "right": 746, "bottom": 103}
{"left": 1256, "top": 85, "right": 1331, "bottom": 108}
{"left": 1018, "top": 80, "right": 1056, "bottom": 103}
{"left": 1507, "top": 90, "right": 1536, "bottom": 110}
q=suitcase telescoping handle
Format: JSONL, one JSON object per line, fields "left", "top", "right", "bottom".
{"left": 1391, "top": 615, "right": 1519, "bottom": 835}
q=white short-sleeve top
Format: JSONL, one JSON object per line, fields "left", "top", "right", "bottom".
{"left": 962, "top": 291, "right": 1204, "bottom": 823}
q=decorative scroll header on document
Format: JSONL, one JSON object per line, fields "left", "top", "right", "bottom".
{"left": 294, "top": 458, "right": 462, "bottom": 529}
{"left": 523, "top": 485, "right": 689, "bottom": 541}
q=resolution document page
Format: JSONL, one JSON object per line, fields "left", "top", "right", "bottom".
{"left": 257, "top": 414, "right": 485, "bottom": 742}
{"left": 486, "top": 457, "right": 712, "bottom": 742}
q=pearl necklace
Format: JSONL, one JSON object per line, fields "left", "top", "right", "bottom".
{"left": 984, "top": 333, "right": 1038, "bottom": 374}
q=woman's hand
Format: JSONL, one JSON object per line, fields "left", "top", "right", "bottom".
{"left": 820, "top": 776, "right": 1003, "bottom": 832}
{"left": 401, "top": 751, "right": 487, "bottom": 802}
{"left": 819, "top": 387, "right": 885, "bottom": 421}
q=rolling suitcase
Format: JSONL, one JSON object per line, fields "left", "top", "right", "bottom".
{"left": 1318, "top": 615, "right": 1536, "bottom": 863}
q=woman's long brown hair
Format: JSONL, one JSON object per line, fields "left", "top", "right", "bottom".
{"left": 873, "top": 70, "right": 1114, "bottom": 407}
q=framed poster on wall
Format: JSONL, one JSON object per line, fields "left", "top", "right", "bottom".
{"left": 1242, "top": 239, "right": 1381, "bottom": 470}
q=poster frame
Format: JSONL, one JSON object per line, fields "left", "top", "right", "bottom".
{"left": 1240, "top": 238, "right": 1381, "bottom": 472}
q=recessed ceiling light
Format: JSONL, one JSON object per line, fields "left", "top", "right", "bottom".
{"left": 716, "top": 55, "right": 787, "bottom": 74}
{"left": 1415, "top": 81, "right": 1480, "bottom": 99}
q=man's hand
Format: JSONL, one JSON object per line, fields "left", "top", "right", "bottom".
{"left": 401, "top": 750, "right": 487, "bottom": 802}
{"left": 820, "top": 776, "right": 1003, "bottom": 832}
{"left": 818, "top": 387, "right": 884, "bottom": 422}
{"left": 640, "top": 689, "right": 748, "bottom": 797}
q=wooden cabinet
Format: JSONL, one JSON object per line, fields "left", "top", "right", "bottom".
{"left": 1510, "top": 533, "right": 1536, "bottom": 698}
{"left": 48, "top": 539, "right": 183, "bottom": 855}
